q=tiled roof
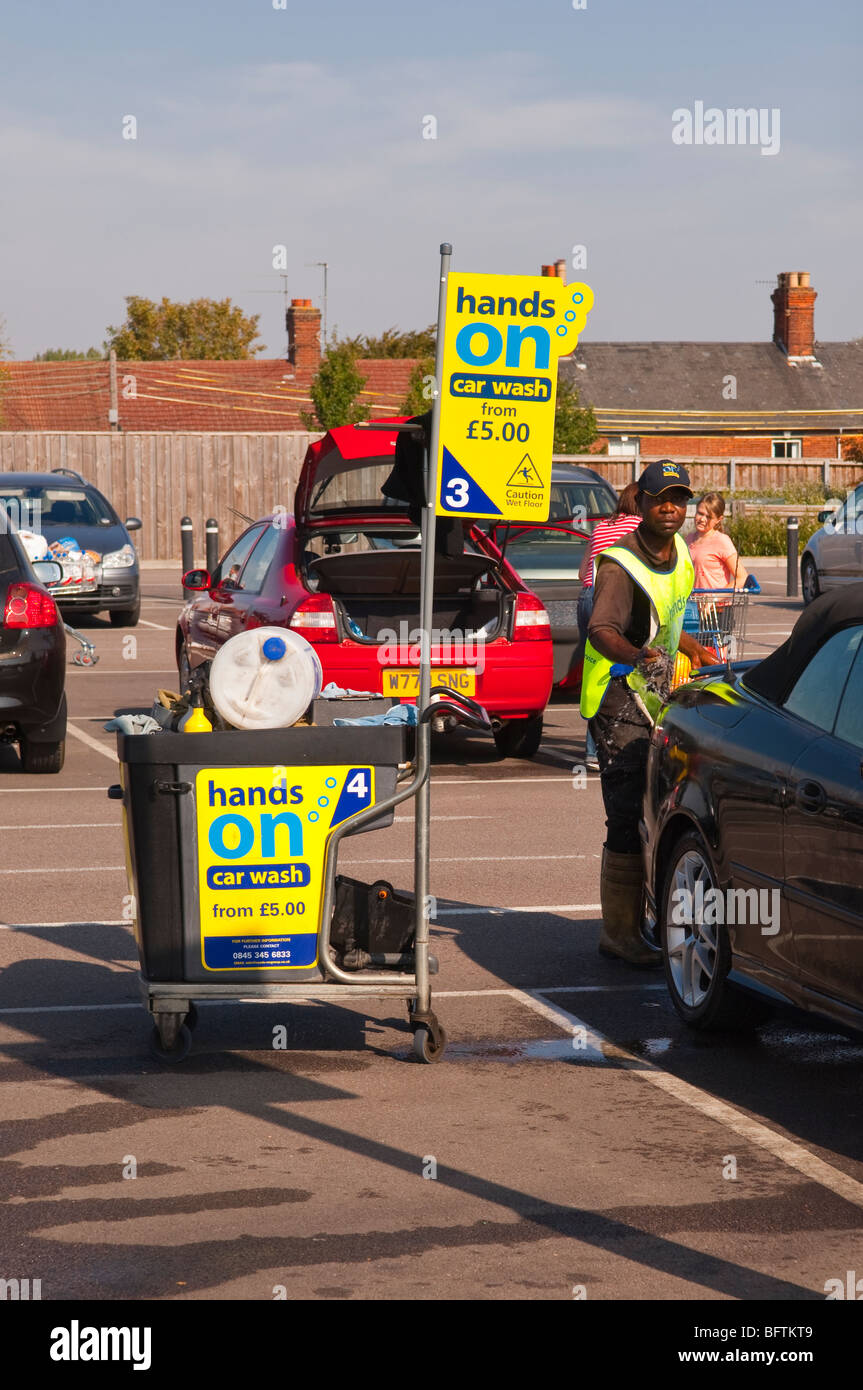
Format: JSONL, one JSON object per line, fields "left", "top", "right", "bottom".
{"left": 561, "top": 341, "right": 863, "bottom": 433}
{"left": 0, "top": 359, "right": 419, "bottom": 431}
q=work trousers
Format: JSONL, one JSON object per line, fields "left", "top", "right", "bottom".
{"left": 588, "top": 677, "right": 653, "bottom": 855}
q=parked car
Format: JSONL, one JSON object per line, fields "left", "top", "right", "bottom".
{"left": 0, "top": 529, "right": 67, "bottom": 772}
{"left": 0, "top": 470, "right": 142, "bottom": 625}
{"left": 643, "top": 583, "right": 863, "bottom": 1035}
{"left": 490, "top": 521, "right": 591, "bottom": 689}
{"left": 801, "top": 482, "right": 863, "bottom": 604}
{"left": 545, "top": 462, "right": 618, "bottom": 530}
{"left": 177, "top": 422, "right": 554, "bottom": 757}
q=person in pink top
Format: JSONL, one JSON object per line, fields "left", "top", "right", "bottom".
{"left": 687, "top": 492, "right": 752, "bottom": 590}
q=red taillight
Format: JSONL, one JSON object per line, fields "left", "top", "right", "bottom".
{"left": 512, "top": 592, "right": 551, "bottom": 642}
{"left": 289, "top": 593, "right": 339, "bottom": 643}
{"left": 4, "top": 583, "right": 59, "bottom": 629}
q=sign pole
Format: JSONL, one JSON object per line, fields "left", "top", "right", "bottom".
{"left": 413, "top": 241, "right": 451, "bottom": 1015}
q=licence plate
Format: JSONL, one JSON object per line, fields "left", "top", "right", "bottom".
{"left": 382, "top": 668, "right": 476, "bottom": 698}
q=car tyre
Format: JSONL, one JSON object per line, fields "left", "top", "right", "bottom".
{"left": 801, "top": 556, "right": 820, "bottom": 606}
{"left": 19, "top": 737, "right": 65, "bottom": 775}
{"left": 493, "top": 714, "right": 543, "bottom": 759}
{"left": 109, "top": 597, "right": 141, "bottom": 627}
{"left": 660, "top": 830, "right": 767, "bottom": 1031}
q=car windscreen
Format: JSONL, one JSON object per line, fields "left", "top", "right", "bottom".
{"left": 0, "top": 487, "right": 117, "bottom": 528}
{"left": 502, "top": 527, "right": 588, "bottom": 576}
{"left": 548, "top": 482, "right": 616, "bottom": 522}
{"left": 308, "top": 460, "right": 406, "bottom": 516}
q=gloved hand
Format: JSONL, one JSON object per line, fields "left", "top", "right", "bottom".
{"left": 743, "top": 574, "right": 761, "bottom": 593}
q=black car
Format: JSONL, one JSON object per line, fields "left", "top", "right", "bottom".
{"left": 643, "top": 584, "right": 863, "bottom": 1036}
{"left": 0, "top": 529, "right": 67, "bottom": 772}
{"left": 0, "top": 470, "right": 142, "bottom": 625}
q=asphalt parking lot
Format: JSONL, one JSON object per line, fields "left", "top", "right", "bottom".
{"left": 2, "top": 561, "right": 862, "bottom": 1302}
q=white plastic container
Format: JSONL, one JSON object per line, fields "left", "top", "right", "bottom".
{"left": 208, "top": 627, "right": 323, "bottom": 730}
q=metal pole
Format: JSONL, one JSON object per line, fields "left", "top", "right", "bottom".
{"left": 413, "top": 242, "right": 451, "bottom": 1016}
{"left": 180, "top": 516, "right": 194, "bottom": 594}
{"left": 786, "top": 515, "right": 799, "bottom": 597}
{"left": 205, "top": 518, "right": 219, "bottom": 576}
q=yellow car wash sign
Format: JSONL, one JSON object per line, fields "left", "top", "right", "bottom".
{"left": 196, "top": 764, "right": 375, "bottom": 971}
{"left": 436, "top": 272, "right": 594, "bottom": 520}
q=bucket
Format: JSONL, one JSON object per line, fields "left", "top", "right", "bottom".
{"left": 208, "top": 626, "right": 323, "bottom": 729}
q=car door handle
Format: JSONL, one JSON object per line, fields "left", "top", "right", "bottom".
{"left": 795, "top": 779, "right": 826, "bottom": 814}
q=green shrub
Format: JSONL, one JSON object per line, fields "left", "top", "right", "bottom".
{"left": 726, "top": 514, "right": 821, "bottom": 556}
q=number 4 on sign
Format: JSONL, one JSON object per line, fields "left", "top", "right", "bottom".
{"left": 346, "top": 772, "right": 369, "bottom": 799}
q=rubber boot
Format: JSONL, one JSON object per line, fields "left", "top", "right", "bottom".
{"left": 598, "top": 848, "right": 661, "bottom": 967}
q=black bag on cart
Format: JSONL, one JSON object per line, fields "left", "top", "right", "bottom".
{"left": 331, "top": 875, "right": 416, "bottom": 970}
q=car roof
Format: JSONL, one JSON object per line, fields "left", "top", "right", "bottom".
{"left": 0, "top": 472, "right": 92, "bottom": 490}
{"left": 550, "top": 463, "right": 615, "bottom": 487}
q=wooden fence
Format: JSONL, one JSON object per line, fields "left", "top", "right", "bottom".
{"left": 1, "top": 433, "right": 860, "bottom": 562}
{"left": 556, "top": 454, "right": 863, "bottom": 495}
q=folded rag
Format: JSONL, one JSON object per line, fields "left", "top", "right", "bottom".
{"left": 103, "top": 714, "right": 161, "bottom": 735}
{"left": 333, "top": 704, "right": 418, "bottom": 727}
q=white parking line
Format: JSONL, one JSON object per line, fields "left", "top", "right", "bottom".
{"left": 513, "top": 989, "right": 863, "bottom": 1212}
{"left": 0, "top": 865, "right": 123, "bottom": 875}
{"left": 0, "top": 981, "right": 661, "bottom": 1016}
{"left": 0, "top": 823, "right": 119, "bottom": 831}
{"left": 137, "top": 620, "right": 173, "bottom": 631}
{"left": 66, "top": 724, "right": 116, "bottom": 760}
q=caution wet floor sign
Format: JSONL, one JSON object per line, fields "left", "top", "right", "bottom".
{"left": 195, "top": 764, "right": 375, "bottom": 971}
{"left": 436, "top": 272, "right": 594, "bottom": 520}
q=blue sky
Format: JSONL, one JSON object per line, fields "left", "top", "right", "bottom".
{"left": 1, "top": 0, "right": 860, "bottom": 357}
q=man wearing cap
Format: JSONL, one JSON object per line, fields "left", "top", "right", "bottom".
{"left": 580, "top": 461, "right": 715, "bottom": 965}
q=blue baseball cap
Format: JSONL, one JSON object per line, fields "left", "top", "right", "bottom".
{"left": 637, "top": 460, "right": 693, "bottom": 497}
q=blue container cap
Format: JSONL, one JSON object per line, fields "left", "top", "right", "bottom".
{"left": 262, "top": 635, "right": 287, "bottom": 662}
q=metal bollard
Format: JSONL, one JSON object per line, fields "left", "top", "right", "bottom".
{"left": 180, "top": 516, "right": 194, "bottom": 595}
{"left": 786, "top": 515, "right": 799, "bottom": 597}
{"left": 205, "top": 518, "right": 219, "bottom": 576}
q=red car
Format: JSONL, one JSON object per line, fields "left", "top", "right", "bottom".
{"left": 177, "top": 422, "right": 553, "bottom": 756}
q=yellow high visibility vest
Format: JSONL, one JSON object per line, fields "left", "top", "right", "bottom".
{"left": 580, "top": 533, "right": 694, "bottom": 722}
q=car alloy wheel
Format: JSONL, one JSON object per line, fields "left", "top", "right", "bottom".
{"left": 665, "top": 848, "right": 716, "bottom": 1008}
{"left": 660, "top": 830, "right": 767, "bottom": 1031}
{"left": 801, "top": 556, "right": 820, "bottom": 606}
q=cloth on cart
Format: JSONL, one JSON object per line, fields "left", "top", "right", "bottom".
{"left": 334, "top": 704, "right": 418, "bottom": 727}
{"left": 104, "top": 714, "right": 161, "bottom": 735}
{"left": 321, "top": 682, "right": 380, "bottom": 699}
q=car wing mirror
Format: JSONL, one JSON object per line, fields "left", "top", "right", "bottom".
{"left": 182, "top": 568, "right": 213, "bottom": 591}
{"left": 125, "top": 517, "right": 142, "bottom": 531}
{"left": 33, "top": 559, "right": 63, "bottom": 586}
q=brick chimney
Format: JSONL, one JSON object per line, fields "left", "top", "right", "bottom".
{"left": 541, "top": 260, "right": 567, "bottom": 286}
{"left": 771, "top": 271, "right": 817, "bottom": 359}
{"left": 286, "top": 298, "right": 321, "bottom": 372}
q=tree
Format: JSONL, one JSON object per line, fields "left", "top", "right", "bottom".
{"left": 553, "top": 376, "right": 598, "bottom": 454}
{"left": 105, "top": 296, "right": 265, "bottom": 360}
{"left": 338, "top": 324, "right": 436, "bottom": 358}
{"left": 842, "top": 435, "right": 863, "bottom": 464}
{"left": 400, "top": 356, "right": 436, "bottom": 415}
{"left": 301, "top": 339, "right": 369, "bottom": 430}
{"left": 33, "top": 347, "right": 103, "bottom": 361}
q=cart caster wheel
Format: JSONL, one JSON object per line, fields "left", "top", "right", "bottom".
{"left": 149, "top": 1022, "right": 192, "bottom": 1064}
{"left": 412, "top": 1025, "right": 447, "bottom": 1064}
{"left": 184, "top": 1003, "right": 199, "bottom": 1032}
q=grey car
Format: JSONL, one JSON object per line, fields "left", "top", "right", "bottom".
{"left": 801, "top": 482, "right": 863, "bottom": 605}
{"left": 0, "top": 469, "right": 142, "bottom": 625}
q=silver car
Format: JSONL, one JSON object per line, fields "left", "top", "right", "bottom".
{"left": 801, "top": 483, "right": 863, "bottom": 605}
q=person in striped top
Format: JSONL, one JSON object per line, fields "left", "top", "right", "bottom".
{"left": 577, "top": 483, "right": 642, "bottom": 768}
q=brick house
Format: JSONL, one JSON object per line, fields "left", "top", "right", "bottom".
{"left": 0, "top": 299, "right": 418, "bottom": 432}
{"left": 557, "top": 270, "right": 863, "bottom": 463}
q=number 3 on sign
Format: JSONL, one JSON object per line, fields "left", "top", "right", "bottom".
{"left": 346, "top": 772, "right": 369, "bottom": 800}
{"left": 445, "top": 477, "right": 469, "bottom": 509}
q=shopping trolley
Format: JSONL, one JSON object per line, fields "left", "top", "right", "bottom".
{"left": 671, "top": 588, "right": 750, "bottom": 689}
